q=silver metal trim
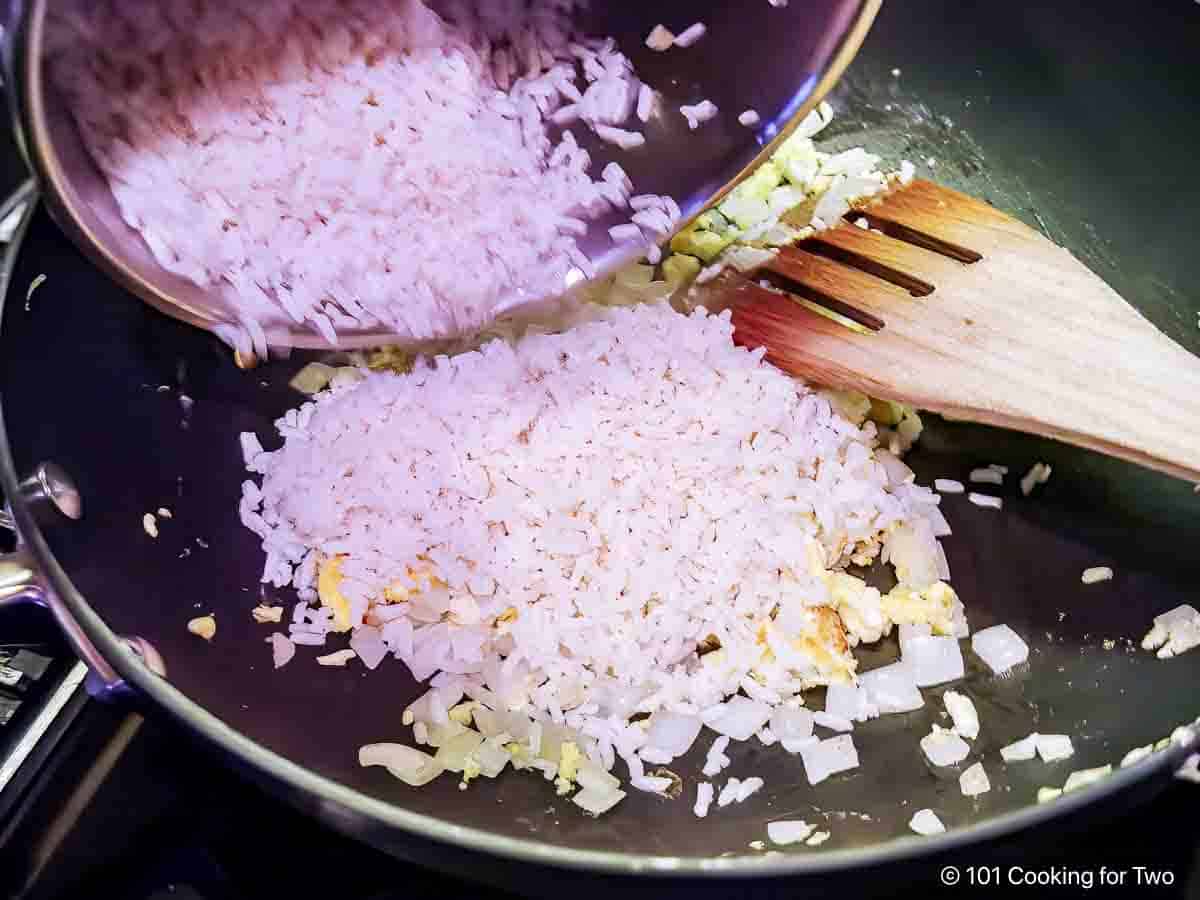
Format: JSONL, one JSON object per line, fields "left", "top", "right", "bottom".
{"left": 17, "top": 462, "right": 81, "bottom": 521}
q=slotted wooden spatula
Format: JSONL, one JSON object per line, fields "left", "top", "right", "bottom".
{"left": 713, "top": 179, "right": 1200, "bottom": 482}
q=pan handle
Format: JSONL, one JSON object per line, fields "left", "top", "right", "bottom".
{"left": 1, "top": 462, "right": 167, "bottom": 701}
{"left": 0, "top": 181, "right": 164, "bottom": 698}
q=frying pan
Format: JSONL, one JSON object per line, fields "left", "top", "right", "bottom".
{"left": 2, "top": 0, "right": 1200, "bottom": 892}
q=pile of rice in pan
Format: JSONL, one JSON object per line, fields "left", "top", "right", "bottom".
{"left": 240, "top": 301, "right": 967, "bottom": 815}
{"left": 48, "top": 0, "right": 669, "bottom": 352}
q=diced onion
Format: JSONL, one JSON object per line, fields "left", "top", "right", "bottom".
{"left": 971, "top": 624, "right": 1029, "bottom": 674}
{"left": 813, "top": 711, "right": 853, "bottom": 732}
{"left": 903, "top": 635, "right": 965, "bottom": 687}
{"left": 1035, "top": 734, "right": 1075, "bottom": 762}
{"left": 350, "top": 626, "right": 389, "bottom": 669}
{"left": 267, "top": 633, "right": 295, "bottom": 669}
{"left": 799, "top": 734, "right": 859, "bottom": 785}
{"left": 424, "top": 721, "right": 469, "bottom": 748}
{"left": 1063, "top": 764, "right": 1112, "bottom": 793}
{"left": 1000, "top": 732, "right": 1039, "bottom": 762}
{"left": 767, "top": 820, "right": 815, "bottom": 845}
{"left": 1037, "top": 786, "right": 1063, "bottom": 804}
{"left": 476, "top": 740, "right": 511, "bottom": 778}
{"left": 707, "top": 697, "right": 772, "bottom": 741}
{"left": 959, "top": 761, "right": 990, "bottom": 796}
{"left": 909, "top": 808, "right": 945, "bottom": 835}
{"left": 576, "top": 761, "right": 621, "bottom": 793}
{"left": 573, "top": 786, "right": 625, "bottom": 816}
{"left": 434, "top": 729, "right": 485, "bottom": 773}
{"left": 769, "top": 706, "right": 814, "bottom": 742}
{"left": 645, "top": 713, "right": 702, "bottom": 759}
{"left": 359, "top": 742, "right": 444, "bottom": 786}
{"left": 942, "top": 690, "right": 979, "bottom": 740}
{"left": 920, "top": 726, "right": 969, "bottom": 767}
{"left": 824, "top": 682, "right": 876, "bottom": 722}
{"left": 859, "top": 662, "right": 924, "bottom": 714}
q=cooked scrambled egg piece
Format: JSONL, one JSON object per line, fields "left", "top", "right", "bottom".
{"left": 317, "top": 556, "right": 353, "bottom": 632}
{"left": 317, "top": 555, "right": 444, "bottom": 633}
{"left": 828, "top": 573, "right": 886, "bottom": 645}
{"left": 383, "top": 562, "right": 444, "bottom": 603}
{"left": 555, "top": 741, "right": 582, "bottom": 796}
{"left": 748, "top": 605, "right": 857, "bottom": 685}
{"left": 448, "top": 702, "right": 478, "bottom": 725}
{"left": 882, "top": 581, "right": 959, "bottom": 634}
{"left": 823, "top": 390, "right": 872, "bottom": 426}
{"left": 461, "top": 754, "right": 482, "bottom": 786}
{"left": 251, "top": 604, "right": 284, "bottom": 624}
{"left": 792, "top": 606, "right": 855, "bottom": 682}
{"left": 187, "top": 614, "right": 216, "bottom": 641}
{"left": 505, "top": 741, "right": 534, "bottom": 770}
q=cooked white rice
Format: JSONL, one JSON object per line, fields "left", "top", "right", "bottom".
{"left": 673, "top": 23, "right": 708, "bottom": 48}
{"left": 644, "top": 25, "right": 675, "bottom": 52}
{"left": 48, "top": 1, "right": 668, "bottom": 347}
{"left": 967, "top": 492, "right": 1003, "bottom": 510}
{"left": 241, "top": 302, "right": 963, "bottom": 809}
{"left": 680, "top": 100, "right": 719, "bottom": 130}
{"left": 636, "top": 84, "right": 655, "bottom": 122}
{"left": 1081, "top": 566, "right": 1114, "bottom": 584}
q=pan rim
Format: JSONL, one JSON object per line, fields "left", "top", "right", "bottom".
{"left": 0, "top": 189, "right": 1194, "bottom": 876}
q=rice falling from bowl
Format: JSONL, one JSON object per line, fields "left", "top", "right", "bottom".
{"left": 239, "top": 302, "right": 966, "bottom": 813}
{"left": 46, "top": 0, "right": 671, "bottom": 350}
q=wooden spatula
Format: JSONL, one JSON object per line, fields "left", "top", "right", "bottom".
{"left": 711, "top": 178, "right": 1200, "bottom": 482}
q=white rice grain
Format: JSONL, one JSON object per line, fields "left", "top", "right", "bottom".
{"left": 1020, "top": 462, "right": 1053, "bottom": 496}
{"left": 645, "top": 25, "right": 675, "bottom": 51}
{"left": 680, "top": 100, "right": 719, "bottom": 130}
{"left": 934, "top": 479, "right": 965, "bottom": 494}
{"left": 967, "top": 493, "right": 1003, "bottom": 510}
{"left": 673, "top": 23, "right": 708, "bottom": 48}
{"left": 736, "top": 776, "right": 764, "bottom": 802}
{"left": 968, "top": 468, "right": 1004, "bottom": 485}
{"left": 636, "top": 84, "right": 655, "bottom": 122}
{"left": 717, "top": 777, "right": 742, "bottom": 807}
{"left": 1081, "top": 566, "right": 1113, "bottom": 584}
{"left": 594, "top": 125, "right": 646, "bottom": 149}
{"left": 609, "top": 224, "right": 643, "bottom": 243}
{"left": 316, "top": 649, "right": 357, "bottom": 667}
